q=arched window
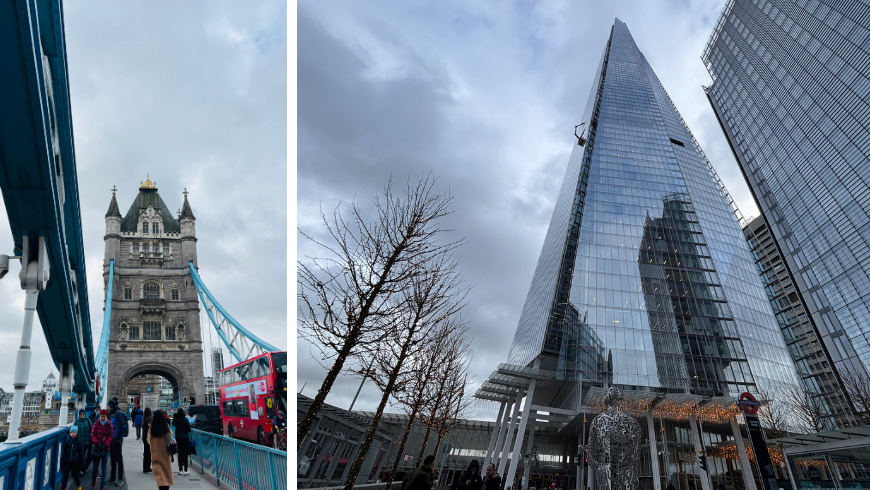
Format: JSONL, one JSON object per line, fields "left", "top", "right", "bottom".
{"left": 143, "top": 281, "right": 160, "bottom": 300}
{"left": 144, "top": 321, "right": 161, "bottom": 340}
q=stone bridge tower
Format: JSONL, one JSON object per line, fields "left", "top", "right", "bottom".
{"left": 104, "top": 175, "right": 205, "bottom": 408}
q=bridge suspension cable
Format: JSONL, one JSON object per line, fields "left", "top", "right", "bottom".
{"left": 189, "top": 262, "right": 278, "bottom": 364}
{"left": 94, "top": 259, "right": 113, "bottom": 406}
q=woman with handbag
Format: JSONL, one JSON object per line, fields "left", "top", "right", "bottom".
{"left": 90, "top": 409, "right": 113, "bottom": 490}
{"left": 142, "top": 408, "right": 153, "bottom": 473}
{"left": 172, "top": 409, "right": 192, "bottom": 475}
{"left": 148, "top": 410, "right": 175, "bottom": 490}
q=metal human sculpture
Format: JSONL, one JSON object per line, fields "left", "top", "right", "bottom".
{"left": 588, "top": 387, "right": 642, "bottom": 490}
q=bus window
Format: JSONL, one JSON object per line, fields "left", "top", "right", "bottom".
{"left": 257, "top": 357, "right": 270, "bottom": 377}
{"left": 223, "top": 401, "right": 234, "bottom": 416}
{"left": 235, "top": 400, "right": 248, "bottom": 418}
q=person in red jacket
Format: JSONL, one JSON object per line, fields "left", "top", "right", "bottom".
{"left": 91, "top": 409, "right": 114, "bottom": 490}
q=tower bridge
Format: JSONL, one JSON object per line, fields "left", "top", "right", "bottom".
{"left": 0, "top": 0, "right": 281, "bottom": 442}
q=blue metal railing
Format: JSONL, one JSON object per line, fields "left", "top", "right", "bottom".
{"left": 0, "top": 427, "right": 70, "bottom": 490}
{"left": 189, "top": 428, "right": 286, "bottom": 490}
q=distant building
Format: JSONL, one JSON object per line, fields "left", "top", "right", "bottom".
{"left": 41, "top": 372, "right": 57, "bottom": 397}
{"left": 204, "top": 376, "right": 218, "bottom": 404}
{"left": 212, "top": 348, "right": 225, "bottom": 380}
{"left": 0, "top": 391, "right": 46, "bottom": 440}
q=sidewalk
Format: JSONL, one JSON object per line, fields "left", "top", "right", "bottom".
{"left": 60, "top": 433, "right": 221, "bottom": 490}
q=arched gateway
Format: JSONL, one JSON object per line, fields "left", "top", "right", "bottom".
{"left": 103, "top": 177, "right": 205, "bottom": 409}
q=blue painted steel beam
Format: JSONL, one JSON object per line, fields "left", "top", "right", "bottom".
{"left": 189, "top": 262, "right": 279, "bottom": 362}
{"left": 0, "top": 0, "right": 94, "bottom": 393}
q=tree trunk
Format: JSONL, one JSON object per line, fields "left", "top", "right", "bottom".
{"left": 343, "top": 337, "right": 414, "bottom": 490}
{"left": 297, "top": 341, "right": 354, "bottom": 448}
{"left": 417, "top": 423, "right": 434, "bottom": 465}
{"left": 432, "top": 429, "right": 446, "bottom": 461}
{"left": 383, "top": 412, "right": 418, "bottom": 489}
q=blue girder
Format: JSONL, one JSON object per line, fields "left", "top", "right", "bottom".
{"left": 0, "top": 0, "right": 94, "bottom": 393}
{"left": 94, "top": 260, "right": 113, "bottom": 404}
{"left": 189, "top": 262, "right": 278, "bottom": 363}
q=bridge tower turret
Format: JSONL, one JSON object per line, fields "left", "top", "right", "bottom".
{"left": 104, "top": 175, "right": 205, "bottom": 410}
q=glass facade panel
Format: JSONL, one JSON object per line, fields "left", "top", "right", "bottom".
{"left": 704, "top": 0, "right": 870, "bottom": 425}
{"left": 507, "top": 19, "right": 799, "bottom": 408}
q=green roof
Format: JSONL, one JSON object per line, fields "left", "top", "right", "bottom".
{"left": 120, "top": 189, "right": 181, "bottom": 233}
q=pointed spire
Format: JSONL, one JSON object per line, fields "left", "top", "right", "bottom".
{"left": 106, "top": 185, "right": 122, "bottom": 218}
{"left": 180, "top": 188, "right": 195, "bottom": 220}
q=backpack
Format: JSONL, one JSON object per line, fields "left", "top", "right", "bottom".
{"left": 117, "top": 412, "right": 129, "bottom": 438}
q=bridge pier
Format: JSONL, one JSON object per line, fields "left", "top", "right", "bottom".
{"left": 58, "top": 362, "right": 74, "bottom": 427}
{"left": 8, "top": 237, "right": 50, "bottom": 443}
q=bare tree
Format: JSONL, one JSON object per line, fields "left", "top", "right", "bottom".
{"left": 756, "top": 388, "right": 791, "bottom": 439}
{"left": 785, "top": 385, "right": 829, "bottom": 434}
{"left": 416, "top": 325, "right": 472, "bottom": 464}
{"left": 381, "top": 325, "right": 454, "bottom": 489}
{"left": 297, "top": 174, "right": 462, "bottom": 448}
{"left": 431, "top": 370, "right": 474, "bottom": 459}
{"left": 840, "top": 368, "right": 870, "bottom": 423}
{"left": 343, "top": 253, "right": 468, "bottom": 490}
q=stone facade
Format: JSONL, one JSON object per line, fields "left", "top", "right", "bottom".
{"left": 104, "top": 177, "right": 205, "bottom": 409}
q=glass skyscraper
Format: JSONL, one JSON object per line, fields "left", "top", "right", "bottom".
{"left": 506, "top": 19, "right": 800, "bottom": 406}
{"left": 704, "top": 0, "right": 870, "bottom": 425}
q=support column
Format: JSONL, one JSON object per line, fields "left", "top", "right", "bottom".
{"left": 8, "top": 237, "right": 49, "bottom": 443}
{"left": 485, "top": 401, "right": 507, "bottom": 467}
{"left": 58, "top": 363, "right": 73, "bottom": 427}
{"left": 688, "top": 415, "right": 712, "bottom": 490}
{"left": 506, "top": 359, "right": 540, "bottom": 490}
{"left": 730, "top": 416, "right": 757, "bottom": 490}
{"left": 493, "top": 398, "right": 514, "bottom": 468}
{"left": 647, "top": 412, "right": 661, "bottom": 490}
{"left": 824, "top": 454, "right": 843, "bottom": 489}
{"left": 576, "top": 433, "right": 582, "bottom": 490}
{"left": 498, "top": 389, "right": 524, "bottom": 476}
{"left": 522, "top": 409, "right": 537, "bottom": 490}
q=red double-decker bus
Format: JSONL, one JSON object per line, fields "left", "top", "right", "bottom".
{"left": 218, "top": 351, "right": 287, "bottom": 445}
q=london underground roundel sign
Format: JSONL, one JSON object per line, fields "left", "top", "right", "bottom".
{"left": 737, "top": 392, "right": 760, "bottom": 414}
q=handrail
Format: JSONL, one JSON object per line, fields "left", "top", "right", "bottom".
{"left": 188, "top": 428, "right": 286, "bottom": 490}
{"left": 0, "top": 426, "right": 70, "bottom": 490}
{"left": 94, "top": 259, "right": 114, "bottom": 405}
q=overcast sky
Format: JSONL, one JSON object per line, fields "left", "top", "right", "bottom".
{"left": 297, "top": 0, "right": 759, "bottom": 420}
{"left": 0, "top": 1, "right": 287, "bottom": 391}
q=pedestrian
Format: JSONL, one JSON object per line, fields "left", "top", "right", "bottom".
{"left": 142, "top": 407, "right": 153, "bottom": 473}
{"left": 134, "top": 407, "right": 144, "bottom": 440}
{"left": 74, "top": 408, "right": 93, "bottom": 476}
{"left": 456, "top": 459, "right": 482, "bottom": 490}
{"left": 106, "top": 400, "right": 127, "bottom": 486}
{"left": 148, "top": 410, "right": 175, "bottom": 490}
{"left": 172, "top": 408, "right": 192, "bottom": 475}
{"left": 404, "top": 455, "right": 436, "bottom": 490}
{"left": 90, "top": 409, "right": 113, "bottom": 490}
{"left": 272, "top": 410, "right": 286, "bottom": 449}
{"left": 667, "top": 481, "right": 677, "bottom": 490}
{"left": 481, "top": 464, "right": 501, "bottom": 490}
{"left": 61, "top": 424, "right": 86, "bottom": 490}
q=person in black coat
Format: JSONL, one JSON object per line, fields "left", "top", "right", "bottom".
{"left": 172, "top": 408, "right": 193, "bottom": 475}
{"left": 405, "top": 455, "right": 436, "bottom": 490}
{"left": 456, "top": 459, "right": 482, "bottom": 490}
{"left": 481, "top": 463, "right": 502, "bottom": 490}
{"left": 142, "top": 407, "right": 153, "bottom": 473}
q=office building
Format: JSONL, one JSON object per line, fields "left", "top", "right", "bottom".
{"left": 704, "top": 0, "right": 870, "bottom": 425}
{"left": 476, "top": 19, "right": 801, "bottom": 490}
{"left": 744, "top": 216, "right": 854, "bottom": 429}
